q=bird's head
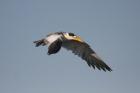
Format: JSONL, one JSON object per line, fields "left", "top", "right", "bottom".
{"left": 63, "top": 32, "right": 84, "bottom": 42}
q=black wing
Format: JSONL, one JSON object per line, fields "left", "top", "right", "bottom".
{"left": 48, "top": 39, "right": 62, "bottom": 55}
{"left": 62, "top": 40, "right": 112, "bottom": 71}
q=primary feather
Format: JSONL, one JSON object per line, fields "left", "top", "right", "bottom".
{"left": 62, "top": 40, "right": 112, "bottom": 71}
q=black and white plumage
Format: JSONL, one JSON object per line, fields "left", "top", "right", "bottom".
{"left": 33, "top": 32, "right": 112, "bottom": 71}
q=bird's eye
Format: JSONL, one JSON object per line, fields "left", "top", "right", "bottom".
{"left": 69, "top": 33, "right": 75, "bottom": 36}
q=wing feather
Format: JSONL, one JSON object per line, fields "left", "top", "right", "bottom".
{"left": 62, "top": 40, "right": 112, "bottom": 71}
{"left": 48, "top": 39, "right": 62, "bottom": 55}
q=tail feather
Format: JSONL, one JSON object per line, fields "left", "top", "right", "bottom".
{"left": 33, "top": 39, "right": 46, "bottom": 47}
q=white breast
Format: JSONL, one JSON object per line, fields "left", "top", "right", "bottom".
{"left": 45, "top": 34, "right": 61, "bottom": 44}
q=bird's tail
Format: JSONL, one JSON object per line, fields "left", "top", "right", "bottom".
{"left": 33, "top": 39, "right": 46, "bottom": 47}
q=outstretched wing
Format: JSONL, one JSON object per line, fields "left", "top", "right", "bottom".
{"left": 62, "top": 40, "right": 112, "bottom": 71}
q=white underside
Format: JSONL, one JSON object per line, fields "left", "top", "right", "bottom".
{"left": 45, "top": 34, "right": 61, "bottom": 45}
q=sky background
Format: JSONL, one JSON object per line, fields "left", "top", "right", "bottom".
{"left": 0, "top": 0, "right": 140, "bottom": 93}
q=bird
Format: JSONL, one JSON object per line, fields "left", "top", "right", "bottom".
{"left": 33, "top": 32, "right": 112, "bottom": 72}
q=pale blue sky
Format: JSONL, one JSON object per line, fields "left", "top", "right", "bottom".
{"left": 0, "top": 0, "right": 140, "bottom": 93}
